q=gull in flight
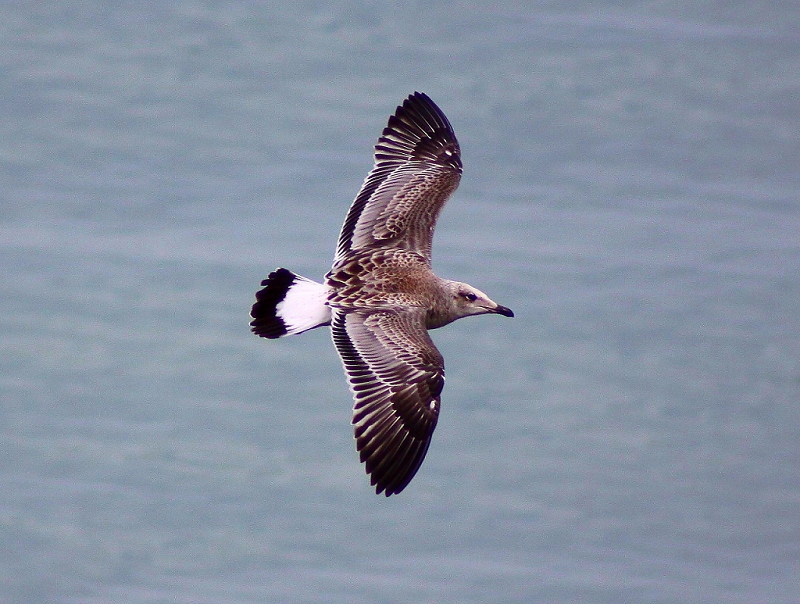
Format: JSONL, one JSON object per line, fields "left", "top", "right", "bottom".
{"left": 251, "top": 92, "right": 513, "bottom": 495}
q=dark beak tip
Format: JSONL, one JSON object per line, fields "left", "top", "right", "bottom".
{"left": 496, "top": 305, "right": 514, "bottom": 318}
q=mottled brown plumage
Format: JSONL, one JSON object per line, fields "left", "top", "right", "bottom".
{"left": 251, "top": 92, "right": 513, "bottom": 495}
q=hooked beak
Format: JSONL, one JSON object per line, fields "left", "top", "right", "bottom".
{"left": 493, "top": 304, "right": 514, "bottom": 318}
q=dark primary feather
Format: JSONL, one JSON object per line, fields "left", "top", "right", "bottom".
{"left": 334, "top": 92, "right": 462, "bottom": 264}
{"left": 331, "top": 309, "right": 444, "bottom": 496}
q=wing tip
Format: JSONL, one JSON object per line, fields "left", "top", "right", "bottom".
{"left": 375, "top": 92, "right": 462, "bottom": 171}
{"left": 369, "top": 435, "right": 433, "bottom": 496}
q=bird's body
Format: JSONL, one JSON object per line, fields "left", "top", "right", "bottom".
{"left": 251, "top": 92, "right": 512, "bottom": 495}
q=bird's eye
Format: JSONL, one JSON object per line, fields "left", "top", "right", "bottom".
{"left": 463, "top": 292, "right": 477, "bottom": 302}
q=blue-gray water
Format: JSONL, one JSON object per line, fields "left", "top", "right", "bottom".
{"left": 2, "top": 2, "right": 798, "bottom": 603}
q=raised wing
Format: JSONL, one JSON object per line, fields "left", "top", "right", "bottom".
{"left": 331, "top": 308, "right": 444, "bottom": 496}
{"left": 334, "top": 92, "right": 462, "bottom": 264}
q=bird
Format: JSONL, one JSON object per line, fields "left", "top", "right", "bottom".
{"left": 250, "top": 92, "right": 513, "bottom": 496}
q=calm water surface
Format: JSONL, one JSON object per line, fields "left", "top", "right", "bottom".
{"left": 2, "top": 2, "right": 798, "bottom": 603}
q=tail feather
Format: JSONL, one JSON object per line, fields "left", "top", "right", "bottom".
{"left": 250, "top": 268, "right": 331, "bottom": 339}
